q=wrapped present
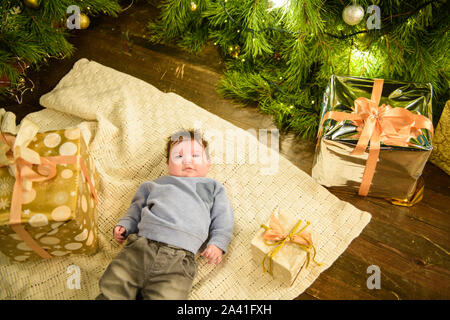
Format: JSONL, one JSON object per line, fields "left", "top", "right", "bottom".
{"left": 312, "top": 75, "right": 434, "bottom": 204}
{"left": 429, "top": 100, "right": 450, "bottom": 175}
{"left": 0, "top": 118, "right": 98, "bottom": 262}
{"left": 251, "top": 208, "right": 321, "bottom": 286}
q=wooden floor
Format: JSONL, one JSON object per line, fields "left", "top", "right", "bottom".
{"left": 1, "top": 2, "right": 449, "bottom": 300}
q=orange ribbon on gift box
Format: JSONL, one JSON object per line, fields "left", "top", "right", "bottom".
{"left": 261, "top": 208, "right": 321, "bottom": 277}
{"left": 0, "top": 119, "right": 98, "bottom": 259}
{"left": 317, "top": 79, "right": 434, "bottom": 196}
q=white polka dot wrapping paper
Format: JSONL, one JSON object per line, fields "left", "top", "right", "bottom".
{"left": 0, "top": 58, "right": 371, "bottom": 299}
{"left": 0, "top": 127, "right": 98, "bottom": 263}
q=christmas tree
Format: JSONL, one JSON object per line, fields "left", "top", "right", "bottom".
{"left": 0, "top": 0, "right": 122, "bottom": 102}
{"left": 147, "top": 0, "right": 449, "bottom": 139}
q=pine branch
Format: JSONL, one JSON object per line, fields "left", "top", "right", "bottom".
{"left": 146, "top": 0, "right": 450, "bottom": 138}
{"left": 0, "top": 0, "right": 123, "bottom": 101}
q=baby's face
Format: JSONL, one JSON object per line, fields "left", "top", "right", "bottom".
{"left": 168, "top": 139, "right": 211, "bottom": 177}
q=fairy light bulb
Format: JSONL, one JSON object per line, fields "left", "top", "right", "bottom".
{"left": 353, "top": 48, "right": 369, "bottom": 59}
{"left": 269, "top": 0, "right": 289, "bottom": 9}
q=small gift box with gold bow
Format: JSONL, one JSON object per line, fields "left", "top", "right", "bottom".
{"left": 312, "top": 75, "right": 434, "bottom": 205}
{"left": 0, "top": 117, "right": 98, "bottom": 262}
{"left": 251, "top": 208, "right": 321, "bottom": 286}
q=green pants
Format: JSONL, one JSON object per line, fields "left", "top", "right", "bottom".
{"left": 97, "top": 234, "right": 197, "bottom": 300}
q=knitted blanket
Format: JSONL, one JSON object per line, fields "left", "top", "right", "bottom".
{"left": 0, "top": 58, "right": 371, "bottom": 299}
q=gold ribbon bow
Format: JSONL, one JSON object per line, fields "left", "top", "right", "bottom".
{"left": 261, "top": 208, "right": 322, "bottom": 277}
{"left": 317, "top": 79, "right": 434, "bottom": 196}
{"left": 0, "top": 120, "right": 98, "bottom": 259}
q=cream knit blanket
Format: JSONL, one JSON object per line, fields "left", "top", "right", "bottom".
{"left": 0, "top": 59, "right": 371, "bottom": 299}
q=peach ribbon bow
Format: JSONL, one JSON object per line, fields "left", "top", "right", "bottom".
{"left": 0, "top": 119, "right": 98, "bottom": 259}
{"left": 261, "top": 208, "right": 321, "bottom": 276}
{"left": 317, "top": 79, "right": 434, "bottom": 196}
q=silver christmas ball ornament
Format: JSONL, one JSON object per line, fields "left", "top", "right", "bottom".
{"left": 342, "top": 4, "right": 365, "bottom": 26}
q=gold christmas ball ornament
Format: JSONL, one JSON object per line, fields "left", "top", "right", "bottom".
{"left": 229, "top": 45, "right": 240, "bottom": 59}
{"left": 190, "top": 2, "right": 198, "bottom": 11}
{"left": 342, "top": 3, "right": 365, "bottom": 26}
{"left": 23, "top": 0, "right": 40, "bottom": 9}
{"left": 79, "top": 13, "right": 90, "bottom": 29}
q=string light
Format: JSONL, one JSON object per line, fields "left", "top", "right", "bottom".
{"left": 352, "top": 48, "right": 370, "bottom": 59}
{"left": 269, "top": 0, "right": 289, "bottom": 9}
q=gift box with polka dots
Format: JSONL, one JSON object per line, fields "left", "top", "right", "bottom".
{"left": 0, "top": 127, "right": 98, "bottom": 262}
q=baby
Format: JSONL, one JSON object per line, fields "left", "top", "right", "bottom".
{"left": 96, "top": 129, "right": 234, "bottom": 300}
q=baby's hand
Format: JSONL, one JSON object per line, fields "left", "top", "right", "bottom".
{"left": 200, "top": 244, "right": 223, "bottom": 265}
{"left": 114, "top": 225, "right": 127, "bottom": 244}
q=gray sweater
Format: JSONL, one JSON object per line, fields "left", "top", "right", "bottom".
{"left": 117, "top": 176, "right": 234, "bottom": 254}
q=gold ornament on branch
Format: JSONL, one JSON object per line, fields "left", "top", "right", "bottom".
{"left": 190, "top": 2, "right": 198, "bottom": 12}
{"left": 229, "top": 45, "right": 240, "bottom": 59}
{"left": 23, "top": 0, "right": 40, "bottom": 9}
{"left": 79, "top": 13, "right": 90, "bottom": 29}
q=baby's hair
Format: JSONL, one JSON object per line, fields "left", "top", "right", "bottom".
{"left": 166, "top": 128, "right": 210, "bottom": 163}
